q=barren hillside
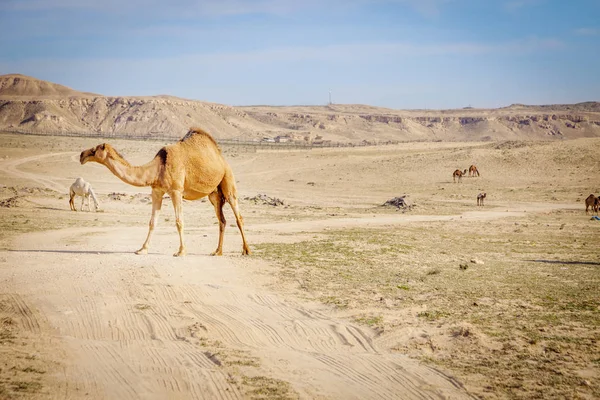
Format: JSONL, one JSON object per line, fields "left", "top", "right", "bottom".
{"left": 1, "top": 74, "right": 599, "bottom": 142}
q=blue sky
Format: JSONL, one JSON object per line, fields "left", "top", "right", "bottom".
{"left": 0, "top": 0, "right": 598, "bottom": 109}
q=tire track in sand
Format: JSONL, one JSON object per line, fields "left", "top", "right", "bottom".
{"left": 3, "top": 226, "right": 474, "bottom": 399}
{"left": 1, "top": 152, "right": 76, "bottom": 193}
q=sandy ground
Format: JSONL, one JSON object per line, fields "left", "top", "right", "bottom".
{"left": 0, "top": 133, "right": 599, "bottom": 399}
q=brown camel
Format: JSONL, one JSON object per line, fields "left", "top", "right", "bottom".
{"left": 453, "top": 169, "right": 466, "bottom": 183}
{"left": 477, "top": 192, "right": 486, "bottom": 206}
{"left": 468, "top": 165, "right": 480, "bottom": 177}
{"left": 585, "top": 194, "right": 599, "bottom": 214}
{"left": 80, "top": 128, "right": 250, "bottom": 257}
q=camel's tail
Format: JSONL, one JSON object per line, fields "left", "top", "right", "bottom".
{"left": 219, "top": 166, "right": 238, "bottom": 203}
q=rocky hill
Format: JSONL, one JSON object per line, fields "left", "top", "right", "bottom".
{"left": 1, "top": 74, "right": 599, "bottom": 142}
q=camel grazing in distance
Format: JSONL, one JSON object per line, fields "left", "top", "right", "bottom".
{"left": 80, "top": 127, "right": 250, "bottom": 257}
{"left": 477, "top": 192, "right": 486, "bottom": 206}
{"left": 453, "top": 169, "right": 466, "bottom": 183}
{"left": 469, "top": 165, "right": 480, "bottom": 177}
{"left": 585, "top": 194, "right": 599, "bottom": 214}
{"left": 69, "top": 177, "right": 99, "bottom": 212}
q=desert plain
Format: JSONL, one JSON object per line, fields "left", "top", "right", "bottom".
{"left": 0, "top": 132, "right": 599, "bottom": 399}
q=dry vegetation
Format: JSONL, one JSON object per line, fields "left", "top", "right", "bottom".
{"left": 0, "top": 132, "right": 599, "bottom": 399}
{"left": 255, "top": 211, "right": 599, "bottom": 399}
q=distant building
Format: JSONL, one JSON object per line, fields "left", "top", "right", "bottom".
{"left": 274, "top": 135, "right": 290, "bottom": 143}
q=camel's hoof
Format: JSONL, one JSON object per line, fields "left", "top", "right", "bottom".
{"left": 210, "top": 251, "right": 223, "bottom": 256}
{"left": 242, "top": 249, "right": 251, "bottom": 256}
{"left": 173, "top": 251, "right": 186, "bottom": 257}
{"left": 135, "top": 248, "right": 148, "bottom": 255}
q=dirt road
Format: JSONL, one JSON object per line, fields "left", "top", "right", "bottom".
{"left": 2, "top": 224, "right": 472, "bottom": 399}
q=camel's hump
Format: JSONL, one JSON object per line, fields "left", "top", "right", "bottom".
{"left": 179, "top": 128, "right": 221, "bottom": 151}
{"left": 181, "top": 128, "right": 216, "bottom": 142}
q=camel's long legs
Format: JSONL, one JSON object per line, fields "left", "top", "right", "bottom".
{"left": 208, "top": 190, "right": 226, "bottom": 256}
{"left": 226, "top": 195, "right": 251, "bottom": 255}
{"left": 136, "top": 189, "right": 164, "bottom": 255}
{"left": 170, "top": 190, "right": 186, "bottom": 257}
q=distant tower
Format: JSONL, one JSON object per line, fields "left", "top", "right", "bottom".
{"left": 328, "top": 90, "right": 332, "bottom": 105}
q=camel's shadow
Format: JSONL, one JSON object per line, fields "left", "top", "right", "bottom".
{"left": 8, "top": 249, "right": 216, "bottom": 257}
{"left": 527, "top": 259, "right": 600, "bottom": 266}
{"left": 36, "top": 206, "right": 84, "bottom": 212}
{"left": 9, "top": 249, "right": 133, "bottom": 255}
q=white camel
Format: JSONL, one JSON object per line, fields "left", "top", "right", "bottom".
{"left": 69, "top": 177, "right": 100, "bottom": 212}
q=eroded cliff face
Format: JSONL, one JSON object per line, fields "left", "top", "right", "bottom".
{"left": 238, "top": 107, "right": 600, "bottom": 142}
{"left": 0, "top": 97, "right": 269, "bottom": 140}
{"left": 1, "top": 74, "right": 599, "bottom": 142}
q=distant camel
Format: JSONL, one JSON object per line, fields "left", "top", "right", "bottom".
{"left": 453, "top": 169, "right": 466, "bottom": 183}
{"left": 585, "top": 194, "right": 599, "bottom": 214}
{"left": 477, "top": 192, "right": 486, "bottom": 206}
{"left": 69, "top": 177, "right": 99, "bottom": 212}
{"left": 469, "top": 165, "right": 480, "bottom": 177}
{"left": 80, "top": 127, "right": 250, "bottom": 257}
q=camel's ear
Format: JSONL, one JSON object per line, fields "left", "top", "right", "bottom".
{"left": 100, "top": 144, "right": 106, "bottom": 150}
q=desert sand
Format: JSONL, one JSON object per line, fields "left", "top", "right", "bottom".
{"left": 0, "top": 132, "right": 598, "bottom": 399}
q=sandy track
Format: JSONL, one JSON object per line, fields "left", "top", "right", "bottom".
{"left": 1, "top": 152, "right": 77, "bottom": 193}
{"left": 1, "top": 224, "right": 473, "bottom": 399}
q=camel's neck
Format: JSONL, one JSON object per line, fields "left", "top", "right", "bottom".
{"left": 89, "top": 187, "right": 99, "bottom": 207}
{"left": 102, "top": 153, "right": 160, "bottom": 188}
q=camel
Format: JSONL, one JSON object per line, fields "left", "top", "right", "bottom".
{"left": 80, "top": 127, "right": 250, "bottom": 257}
{"left": 69, "top": 177, "right": 99, "bottom": 212}
{"left": 585, "top": 194, "right": 599, "bottom": 214}
{"left": 453, "top": 169, "right": 466, "bottom": 183}
{"left": 468, "top": 165, "right": 480, "bottom": 177}
{"left": 477, "top": 192, "right": 486, "bottom": 206}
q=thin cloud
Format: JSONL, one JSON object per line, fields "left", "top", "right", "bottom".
{"left": 206, "top": 37, "right": 564, "bottom": 62}
{"left": 1, "top": 0, "right": 450, "bottom": 18}
{"left": 574, "top": 27, "right": 599, "bottom": 36}
{"left": 504, "top": 0, "right": 541, "bottom": 12}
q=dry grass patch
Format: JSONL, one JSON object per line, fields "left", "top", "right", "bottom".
{"left": 254, "top": 210, "right": 600, "bottom": 399}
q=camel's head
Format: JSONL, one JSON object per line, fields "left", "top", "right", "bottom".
{"left": 80, "top": 144, "right": 109, "bottom": 164}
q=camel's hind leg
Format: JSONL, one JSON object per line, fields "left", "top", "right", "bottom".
{"left": 69, "top": 190, "right": 76, "bottom": 211}
{"left": 227, "top": 195, "right": 251, "bottom": 255}
{"left": 219, "top": 170, "right": 250, "bottom": 255}
{"left": 208, "top": 190, "right": 226, "bottom": 256}
{"left": 136, "top": 189, "right": 164, "bottom": 255}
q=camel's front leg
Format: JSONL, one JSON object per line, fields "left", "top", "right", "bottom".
{"left": 170, "top": 190, "right": 186, "bottom": 257}
{"left": 135, "top": 190, "right": 164, "bottom": 255}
